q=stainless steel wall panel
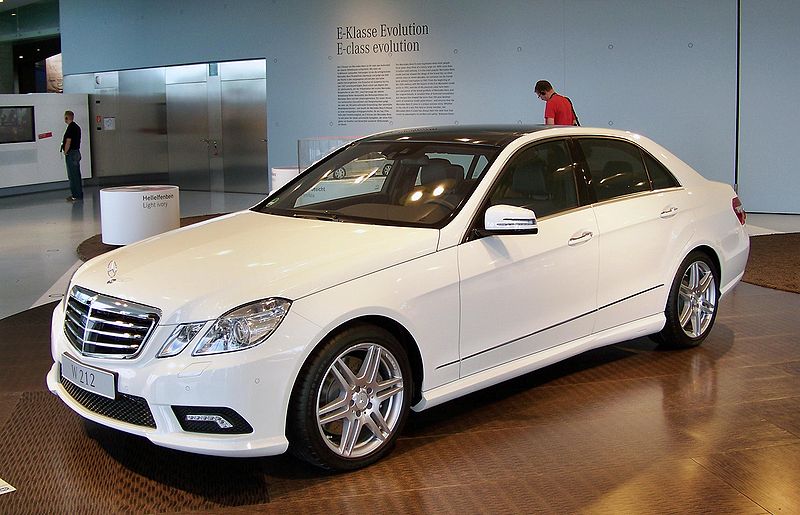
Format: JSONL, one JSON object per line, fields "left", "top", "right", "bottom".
{"left": 118, "top": 68, "right": 168, "bottom": 177}
{"left": 93, "top": 72, "right": 118, "bottom": 89}
{"left": 166, "top": 82, "right": 210, "bottom": 191}
{"left": 66, "top": 60, "right": 268, "bottom": 193}
{"left": 220, "top": 60, "right": 266, "bottom": 81}
{"left": 89, "top": 89, "right": 120, "bottom": 178}
{"left": 207, "top": 75, "right": 224, "bottom": 192}
{"left": 221, "top": 77, "right": 268, "bottom": 193}
{"left": 165, "top": 64, "right": 207, "bottom": 85}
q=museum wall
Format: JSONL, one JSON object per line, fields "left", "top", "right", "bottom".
{"left": 0, "top": 93, "right": 91, "bottom": 189}
{"left": 57, "top": 0, "right": 797, "bottom": 213}
{"left": 738, "top": 0, "right": 800, "bottom": 214}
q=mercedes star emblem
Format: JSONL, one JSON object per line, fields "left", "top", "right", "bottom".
{"left": 107, "top": 260, "right": 118, "bottom": 283}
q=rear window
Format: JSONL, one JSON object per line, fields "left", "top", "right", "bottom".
{"left": 643, "top": 152, "right": 680, "bottom": 190}
{"left": 577, "top": 138, "right": 651, "bottom": 201}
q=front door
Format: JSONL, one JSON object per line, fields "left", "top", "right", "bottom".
{"left": 458, "top": 139, "right": 598, "bottom": 377}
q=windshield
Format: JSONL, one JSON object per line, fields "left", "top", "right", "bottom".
{"left": 254, "top": 141, "right": 499, "bottom": 228}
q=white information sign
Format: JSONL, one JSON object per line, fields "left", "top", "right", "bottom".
{"left": 100, "top": 185, "right": 180, "bottom": 245}
{"left": 0, "top": 478, "right": 16, "bottom": 496}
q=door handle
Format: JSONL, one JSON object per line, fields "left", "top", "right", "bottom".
{"left": 568, "top": 230, "right": 593, "bottom": 246}
{"left": 660, "top": 206, "right": 679, "bottom": 219}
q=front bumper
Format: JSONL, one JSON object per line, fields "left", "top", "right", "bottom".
{"left": 48, "top": 301, "right": 321, "bottom": 457}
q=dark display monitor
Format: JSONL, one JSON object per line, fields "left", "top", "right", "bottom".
{"left": 0, "top": 106, "right": 36, "bottom": 144}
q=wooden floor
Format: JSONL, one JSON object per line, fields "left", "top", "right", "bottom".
{"left": 0, "top": 282, "right": 798, "bottom": 514}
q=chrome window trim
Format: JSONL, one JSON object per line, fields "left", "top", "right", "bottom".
{"left": 589, "top": 186, "right": 685, "bottom": 208}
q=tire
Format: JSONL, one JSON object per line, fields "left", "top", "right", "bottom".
{"left": 288, "top": 324, "right": 412, "bottom": 471}
{"left": 654, "top": 251, "right": 720, "bottom": 348}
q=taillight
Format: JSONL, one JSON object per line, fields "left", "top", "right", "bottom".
{"left": 732, "top": 196, "right": 746, "bottom": 225}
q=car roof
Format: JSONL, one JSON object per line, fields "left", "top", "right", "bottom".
{"left": 358, "top": 125, "right": 556, "bottom": 148}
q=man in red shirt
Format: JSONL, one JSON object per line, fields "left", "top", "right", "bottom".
{"left": 535, "top": 80, "right": 578, "bottom": 125}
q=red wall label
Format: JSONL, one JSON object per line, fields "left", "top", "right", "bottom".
{"left": 38, "top": 132, "right": 53, "bottom": 139}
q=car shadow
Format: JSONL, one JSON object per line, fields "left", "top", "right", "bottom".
{"left": 85, "top": 328, "right": 736, "bottom": 507}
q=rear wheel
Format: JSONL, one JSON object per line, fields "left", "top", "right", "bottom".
{"left": 289, "top": 325, "right": 411, "bottom": 470}
{"left": 655, "top": 251, "right": 719, "bottom": 348}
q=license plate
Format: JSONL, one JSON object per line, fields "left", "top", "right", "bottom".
{"left": 61, "top": 353, "right": 116, "bottom": 400}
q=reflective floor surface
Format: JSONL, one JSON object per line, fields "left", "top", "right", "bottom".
{"left": 0, "top": 188, "right": 265, "bottom": 320}
{"left": 0, "top": 281, "right": 798, "bottom": 514}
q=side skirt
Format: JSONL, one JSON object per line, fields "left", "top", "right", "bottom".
{"left": 412, "top": 313, "right": 665, "bottom": 412}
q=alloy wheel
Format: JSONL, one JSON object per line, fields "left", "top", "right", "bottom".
{"left": 315, "top": 342, "right": 405, "bottom": 458}
{"left": 677, "top": 260, "right": 717, "bottom": 338}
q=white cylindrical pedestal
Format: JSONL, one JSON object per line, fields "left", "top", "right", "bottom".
{"left": 270, "top": 167, "right": 301, "bottom": 193}
{"left": 100, "top": 185, "right": 180, "bottom": 245}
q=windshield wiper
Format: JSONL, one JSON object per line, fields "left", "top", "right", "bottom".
{"left": 292, "top": 211, "right": 343, "bottom": 222}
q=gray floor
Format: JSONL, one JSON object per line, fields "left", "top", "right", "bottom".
{"left": 0, "top": 187, "right": 264, "bottom": 320}
{"left": 0, "top": 187, "right": 798, "bottom": 320}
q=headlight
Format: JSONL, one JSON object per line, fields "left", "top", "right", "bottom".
{"left": 157, "top": 322, "right": 207, "bottom": 358}
{"left": 193, "top": 298, "right": 291, "bottom": 356}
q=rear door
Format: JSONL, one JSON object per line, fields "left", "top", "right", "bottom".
{"left": 575, "top": 137, "right": 692, "bottom": 333}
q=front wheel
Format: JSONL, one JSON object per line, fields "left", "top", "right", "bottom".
{"left": 654, "top": 251, "right": 720, "bottom": 348}
{"left": 289, "top": 325, "right": 412, "bottom": 471}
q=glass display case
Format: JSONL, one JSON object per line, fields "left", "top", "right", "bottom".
{"left": 297, "top": 136, "right": 358, "bottom": 170}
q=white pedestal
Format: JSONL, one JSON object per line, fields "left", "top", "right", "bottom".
{"left": 100, "top": 185, "right": 180, "bottom": 245}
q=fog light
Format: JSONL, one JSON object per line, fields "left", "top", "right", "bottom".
{"left": 185, "top": 414, "right": 233, "bottom": 429}
{"left": 171, "top": 406, "right": 253, "bottom": 434}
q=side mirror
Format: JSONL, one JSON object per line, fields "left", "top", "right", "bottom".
{"left": 482, "top": 204, "right": 538, "bottom": 234}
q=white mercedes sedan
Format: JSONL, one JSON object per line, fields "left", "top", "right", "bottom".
{"left": 48, "top": 125, "right": 749, "bottom": 470}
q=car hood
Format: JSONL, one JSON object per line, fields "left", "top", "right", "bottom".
{"left": 72, "top": 211, "right": 439, "bottom": 324}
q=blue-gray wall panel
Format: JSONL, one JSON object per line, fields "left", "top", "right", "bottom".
{"left": 565, "top": 0, "right": 737, "bottom": 185}
{"left": 739, "top": 0, "right": 800, "bottom": 213}
{"left": 60, "top": 1, "right": 793, "bottom": 212}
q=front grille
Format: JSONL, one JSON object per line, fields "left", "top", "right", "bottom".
{"left": 64, "top": 286, "right": 160, "bottom": 359}
{"left": 59, "top": 365, "right": 157, "bottom": 428}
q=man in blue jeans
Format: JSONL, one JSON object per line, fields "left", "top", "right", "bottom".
{"left": 61, "top": 110, "right": 83, "bottom": 201}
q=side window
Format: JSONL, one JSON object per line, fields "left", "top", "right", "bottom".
{"left": 488, "top": 139, "right": 578, "bottom": 218}
{"left": 644, "top": 152, "right": 680, "bottom": 189}
{"left": 577, "top": 139, "right": 650, "bottom": 201}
